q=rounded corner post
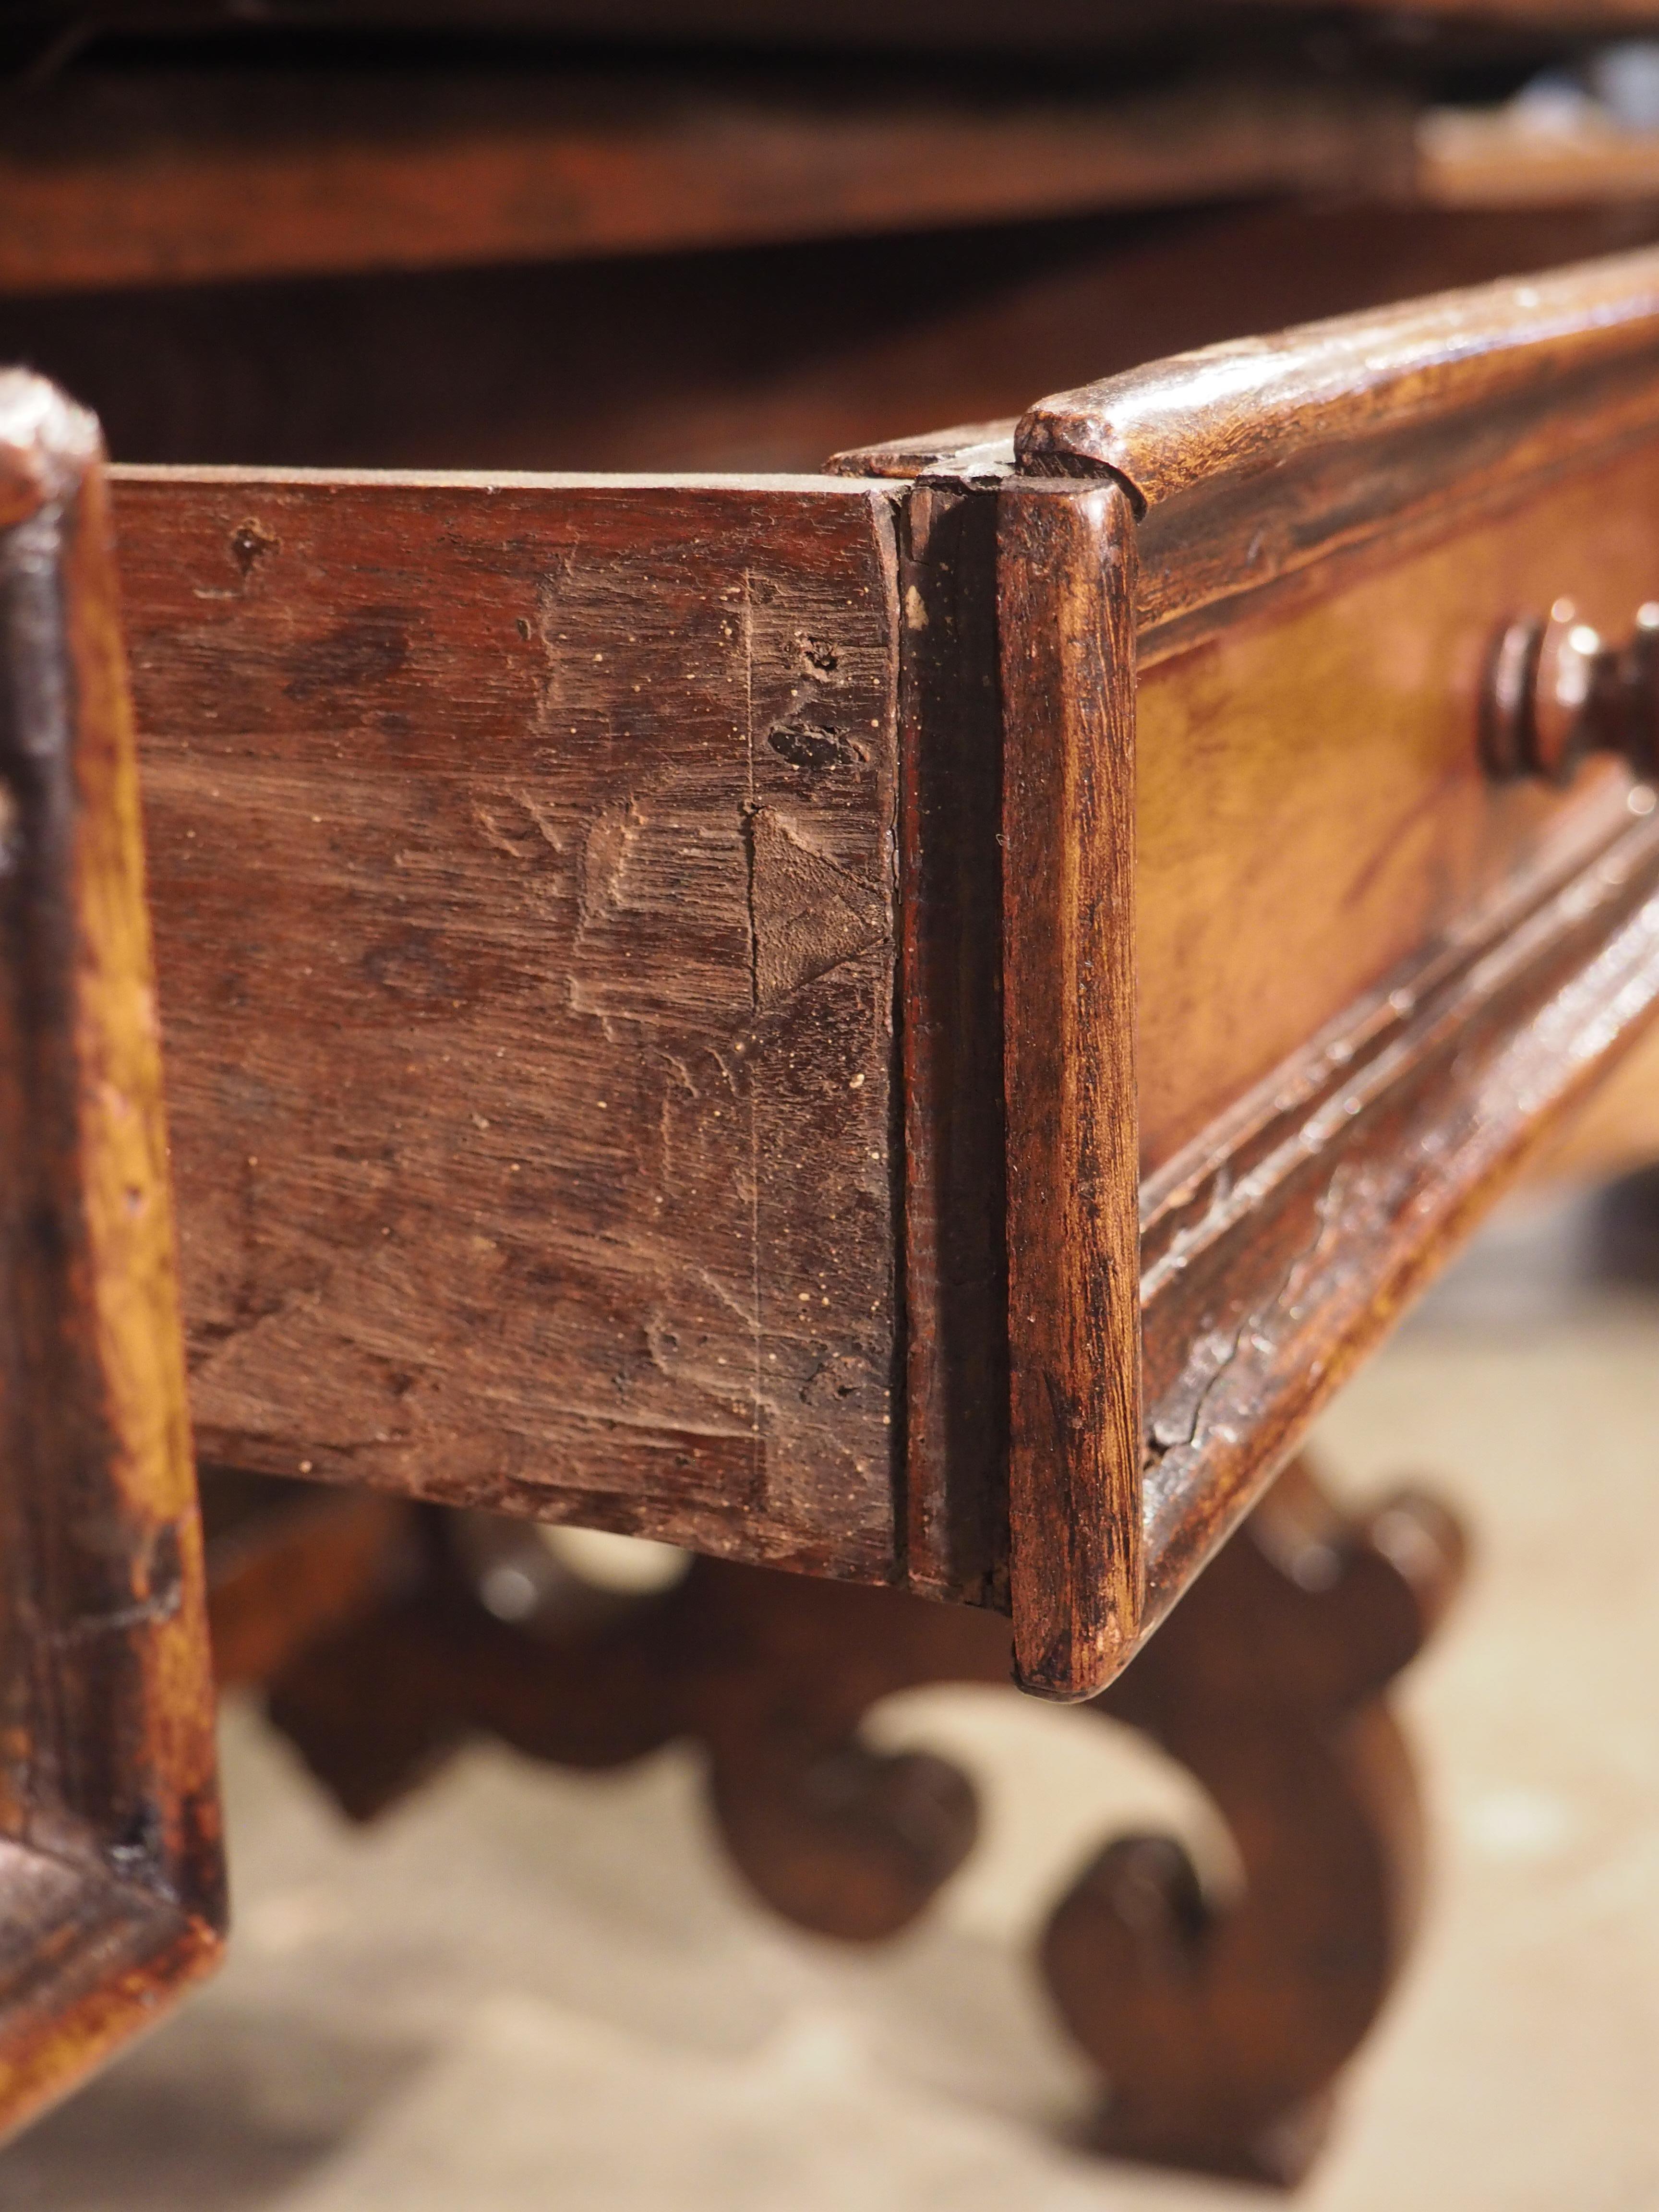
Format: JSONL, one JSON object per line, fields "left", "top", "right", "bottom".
{"left": 998, "top": 475, "right": 1143, "bottom": 1704}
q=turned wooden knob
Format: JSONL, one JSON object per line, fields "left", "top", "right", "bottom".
{"left": 1484, "top": 598, "right": 1659, "bottom": 785}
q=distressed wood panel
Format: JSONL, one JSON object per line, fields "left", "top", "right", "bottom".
{"left": 111, "top": 469, "right": 905, "bottom": 1583}
{"left": 860, "top": 245, "right": 1659, "bottom": 1675}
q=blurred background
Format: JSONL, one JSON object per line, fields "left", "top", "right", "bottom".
{"left": 4, "top": 4, "right": 1659, "bottom": 2203}
{"left": 19, "top": 0, "right": 1659, "bottom": 475}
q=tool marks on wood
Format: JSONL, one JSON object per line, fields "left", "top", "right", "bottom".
{"left": 116, "top": 471, "right": 906, "bottom": 1580}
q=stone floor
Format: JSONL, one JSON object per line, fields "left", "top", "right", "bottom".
{"left": 2, "top": 1193, "right": 1657, "bottom": 2210}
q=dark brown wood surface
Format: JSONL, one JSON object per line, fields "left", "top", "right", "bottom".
{"left": 100, "top": 331, "right": 1659, "bottom": 1644}
{"left": 998, "top": 481, "right": 1142, "bottom": 1701}
{"left": 7, "top": 204, "right": 1654, "bottom": 486}
{"left": 1019, "top": 245, "right": 1659, "bottom": 655}
{"left": 836, "top": 244, "right": 1659, "bottom": 1667}
{"left": 113, "top": 467, "right": 906, "bottom": 1583}
{"left": 1140, "top": 794, "right": 1659, "bottom": 1631}
{"left": 894, "top": 483, "right": 1008, "bottom": 1608}
{"left": 1054, "top": 1458, "right": 1465, "bottom": 2183}
{"left": 0, "top": 68, "right": 1413, "bottom": 297}
{"left": 0, "top": 373, "right": 223, "bottom": 2137}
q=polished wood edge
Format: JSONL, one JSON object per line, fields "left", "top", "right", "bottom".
{"left": 57, "top": 454, "right": 224, "bottom": 1917}
{"left": 839, "top": 400, "right": 1659, "bottom": 666}
{"left": 1125, "top": 403, "right": 1659, "bottom": 668}
{"left": 1018, "top": 241, "right": 1659, "bottom": 495}
{"left": 998, "top": 478, "right": 1142, "bottom": 1702}
{"left": 1012, "top": 244, "right": 1659, "bottom": 636}
{"left": 1136, "top": 361, "right": 1659, "bottom": 653}
{"left": 0, "top": 379, "right": 225, "bottom": 2139}
{"left": 108, "top": 461, "right": 879, "bottom": 495}
{"left": 827, "top": 421, "right": 1016, "bottom": 482}
{"left": 1138, "top": 795, "right": 1659, "bottom": 1641}
{"left": 0, "top": 368, "right": 100, "bottom": 530}
{"left": 833, "top": 264, "right": 1659, "bottom": 656}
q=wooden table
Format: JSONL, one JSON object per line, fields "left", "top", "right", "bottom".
{"left": 6, "top": 3, "right": 1659, "bottom": 2181}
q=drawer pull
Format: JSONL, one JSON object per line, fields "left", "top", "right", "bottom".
{"left": 1484, "top": 597, "right": 1659, "bottom": 785}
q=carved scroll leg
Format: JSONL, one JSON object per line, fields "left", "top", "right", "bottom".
{"left": 249, "top": 1505, "right": 995, "bottom": 1935}
{"left": 1047, "top": 1457, "right": 1467, "bottom": 2186}
{"left": 260, "top": 1508, "right": 686, "bottom": 1820}
{"left": 685, "top": 1567, "right": 998, "bottom": 1943}
{"left": 240, "top": 1467, "right": 1463, "bottom": 2193}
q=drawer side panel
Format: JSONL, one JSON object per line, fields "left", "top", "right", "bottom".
{"left": 113, "top": 473, "right": 904, "bottom": 1583}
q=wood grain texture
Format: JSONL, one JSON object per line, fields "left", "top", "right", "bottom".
{"left": 1018, "top": 244, "right": 1659, "bottom": 653}
{"left": 0, "top": 68, "right": 1414, "bottom": 298}
{"left": 0, "top": 373, "right": 223, "bottom": 2138}
{"left": 1019, "top": 244, "right": 1659, "bottom": 500}
{"left": 78, "top": 227, "right": 1659, "bottom": 1682}
{"left": 928, "top": 266, "right": 1659, "bottom": 1674}
{"left": 9, "top": 203, "right": 1655, "bottom": 489}
{"left": 111, "top": 468, "right": 907, "bottom": 1583}
{"left": 1046, "top": 357, "right": 1659, "bottom": 1655}
{"left": 999, "top": 480, "right": 1141, "bottom": 1701}
{"left": 1134, "top": 439, "right": 1659, "bottom": 1172}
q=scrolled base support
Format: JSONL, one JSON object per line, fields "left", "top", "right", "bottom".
{"left": 232, "top": 1456, "right": 1465, "bottom": 2188}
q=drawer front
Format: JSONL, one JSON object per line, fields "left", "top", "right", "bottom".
{"left": 977, "top": 245, "right": 1659, "bottom": 1697}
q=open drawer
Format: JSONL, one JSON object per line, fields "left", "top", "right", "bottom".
{"left": 106, "top": 244, "right": 1659, "bottom": 1700}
